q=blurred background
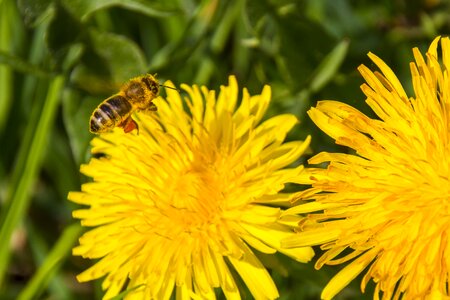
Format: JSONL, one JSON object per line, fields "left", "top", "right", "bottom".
{"left": 0, "top": 0, "right": 448, "bottom": 299}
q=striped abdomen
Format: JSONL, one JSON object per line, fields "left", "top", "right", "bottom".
{"left": 89, "top": 95, "right": 133, "bottom": 133}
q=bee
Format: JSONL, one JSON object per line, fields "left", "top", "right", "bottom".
{"left": 89, "top": 74, "right": 160, "bottom": 134}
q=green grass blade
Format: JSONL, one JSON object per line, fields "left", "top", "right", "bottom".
{"left": 18, "top": 223, "right": 82, "bottom": 300}
{"left": 309, "top": 39, "right": 350, "bottom": 93}
{"left": 210, "top": 0, "right": 243, "bottom": 53}
{"left": 109, "top": 284, "right": 145, "bottom": 300}
{"left": 0, "top": 0, "right": 14, "bottom": 134}
{"left": 0, "top": 50, "right": 52, "bottom": 77}
{"left": 26, "top": 219, "right": 75, "bottom": 300}
{"left": 0, "top": 75, "right": 65, "bottom": 287}
{"left": 5, "top": 22, "right": 50, "bottom": 208}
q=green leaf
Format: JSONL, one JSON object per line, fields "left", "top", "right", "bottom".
{"left": 210, "top": 0, "right": 244, "bottom": 53}
{"left": 62, "top": 43, "right": 85, "bottom": 73}
{"left": 309, "top": 39, "right": 349, "bottom": 93}
{"left": 244, "top": 0, "right": 273, "bottom": 30}
{"left": 46, "top": 3, "right": 83, "bottom": 63}
{"left": 63, "top": 90, "right": 98, "bottom": 165}
{"left": 276, "top": 13, "right": 335, "bottom": 89}
{"left": 61, "top": 0, "right": 177, "bottom": 22}
{"left": 17, "top": 0, "right": 53, "bottom": 26}
{"left": 0, "top": 50, "right": 53, "bottom": 77}
{"left": 245, "top": 0, "right": 302, "bottom": 30}
{"left": 70, "top": 29, "right": 147, "bottom": 94}
{"left": 244, "top": 0, "right": 335, "bottom": 90}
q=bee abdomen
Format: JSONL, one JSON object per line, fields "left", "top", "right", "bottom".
{"left": 106, "top": 96, "right": 133, "bottom": 114}
{"left": 90, "top": 95, "right": 132, "bottom": 133}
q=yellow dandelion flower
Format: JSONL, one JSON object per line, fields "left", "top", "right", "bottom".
{"left": 282, "top": 36, "right": 450, "bottom": 299}
{"left": 69, "top": 76, "right": 314, "bottom": 299}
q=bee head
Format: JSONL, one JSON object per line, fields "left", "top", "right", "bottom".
{"left": 141, "top": 75, "right": 160, "bottom": 97}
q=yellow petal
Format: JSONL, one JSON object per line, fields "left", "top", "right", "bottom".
{"left": 322, "top": 249, "right": 377, "bottom": 300}
{"left": 228, "top": 243, "right": 279, "bottom": 300}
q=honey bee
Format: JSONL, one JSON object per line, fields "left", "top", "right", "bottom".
{"left": 89, "top": 74, "right": 160, "bottom": 134}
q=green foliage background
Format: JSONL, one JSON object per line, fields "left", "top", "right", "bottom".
{"left": 0, "top": 0, "right": 448, "bottom": 299}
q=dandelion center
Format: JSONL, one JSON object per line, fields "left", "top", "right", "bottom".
{"left": 165, "top": 162, "right": 224, "bottom": 229}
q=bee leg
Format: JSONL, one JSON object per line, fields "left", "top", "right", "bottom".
{"left": 148, "top": 103, "right": 157, "bottom": 111}
{"left": 120, "top": 116, "right": 139, "bottom": 134}
{"left": 142, "top": 103, "right": 157, "bottom": 114}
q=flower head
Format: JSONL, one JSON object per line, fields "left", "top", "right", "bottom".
{"left": 283, "top": 37, "right": 450, "bottom": 299}
{"left": 69, "top": 76, "right": 313, "bottom": 299}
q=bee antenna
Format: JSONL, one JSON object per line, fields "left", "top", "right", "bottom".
{"left": 160, "top": 84, "right": 179, "bottom": 92}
